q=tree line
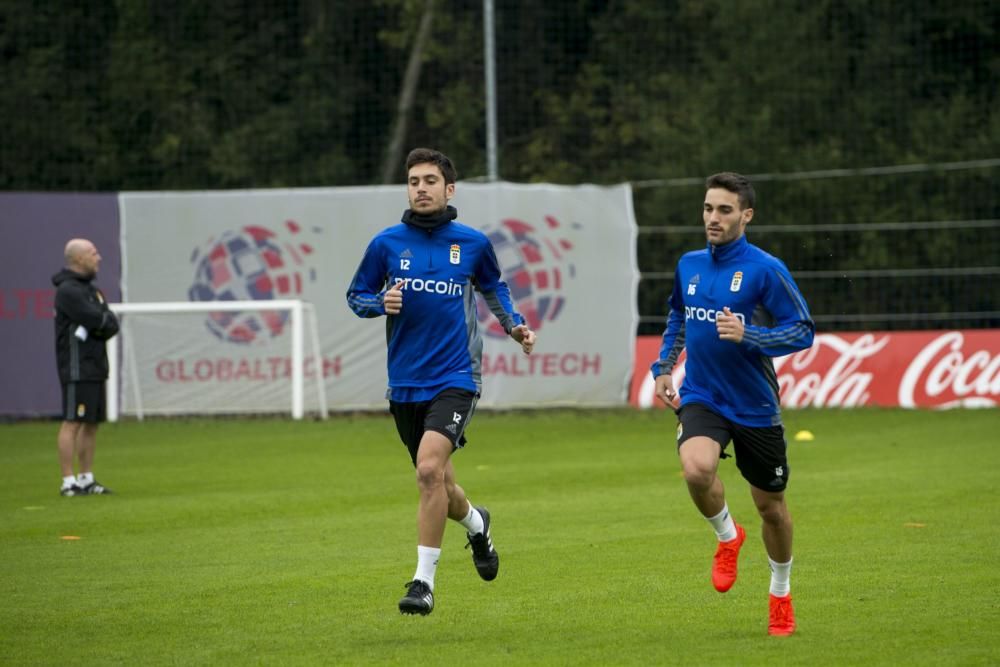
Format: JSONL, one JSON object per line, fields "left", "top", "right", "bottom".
{"left": 2, "top": 0, "right": 997, "bottom": 329}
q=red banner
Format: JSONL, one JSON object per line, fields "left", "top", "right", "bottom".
{"left": 630, "top": 330, "right": 1000, "bottom": 409}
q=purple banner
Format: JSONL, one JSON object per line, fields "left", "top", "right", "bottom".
{"left": 0, "top": 194, "right": 120, "bottom": 417}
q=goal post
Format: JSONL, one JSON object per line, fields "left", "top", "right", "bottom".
{"left": 106, "top": 299, "right": 328, "bottom": 421}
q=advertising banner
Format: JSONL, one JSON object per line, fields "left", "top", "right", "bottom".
{"left": 119, "top": 183, "right": 637, "bottom": 414}
{"left": 0, "top": 194, "right": 120, "bottom": 417}
{"left": 630, "top": 330, "right": 1000, "bottom": 410}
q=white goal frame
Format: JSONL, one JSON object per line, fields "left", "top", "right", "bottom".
{"left": 106, "top": 299, "right": 327, "bottom": 421}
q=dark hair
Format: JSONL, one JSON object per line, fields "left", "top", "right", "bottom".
{"left": 705, "top": 172, "right": 755, "bottom": 210}
{"left": 405, "top": 148, "right": 458, "bottom": 184}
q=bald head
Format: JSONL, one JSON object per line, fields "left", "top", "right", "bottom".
{"left": 65, "top": 238, "right": 101, "bottom": 278}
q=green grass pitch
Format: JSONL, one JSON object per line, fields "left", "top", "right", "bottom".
{"left": 2, "top": 408, "right": 998, "bottom": 665}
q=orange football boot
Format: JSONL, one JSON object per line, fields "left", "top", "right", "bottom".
{"left": 711, "top": 523, "right": 746, "bottom": 592}
{"left": 768, "top": 594, "right": 796, "bottom": 636}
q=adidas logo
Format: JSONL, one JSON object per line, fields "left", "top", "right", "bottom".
{"left": 400, "top": 248, "right": 414, "bottom": 258}
{"left": 445, "top": 423, "right": 458, "bottom": 434}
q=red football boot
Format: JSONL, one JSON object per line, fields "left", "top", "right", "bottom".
{"left": 768, "top": 594, "right": 796, "bottom": 636}
{"left": 711, "top": 523, "right": 746, "bottom": 592}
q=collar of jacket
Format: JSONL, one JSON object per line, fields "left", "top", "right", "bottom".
{"left": 708, "top": 234, "right": 749, "bottom": 262}
{"left": 51, "top": 268, "right": 94, "bottom": 286}
{"left": 401, "top": 205, "right": 458, "bottom": 231}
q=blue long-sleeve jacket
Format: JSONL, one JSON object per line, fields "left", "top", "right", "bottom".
{"left": 347, "top": 218, "right": 523, "bottom": 402}
{"left": 651, "top": 235, "right": 814, "bottom": 427}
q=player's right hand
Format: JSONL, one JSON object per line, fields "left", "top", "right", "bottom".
{"left": 654, "top": 373, "right": 677, "bottom": 406}
{"left": 510, "top": 324, "right": 536, "bottom": 355}
{"left": 384, "top": 279, "right": 404, "bottom": 315}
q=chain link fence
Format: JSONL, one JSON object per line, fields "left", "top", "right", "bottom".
{"left": 633, "top": 162, "right": 1000, "bottom": 333}
{"left": 2, "top": 0, "right": 997, "bottom": 332}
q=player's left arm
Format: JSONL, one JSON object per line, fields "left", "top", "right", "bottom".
{"left": 719, "top": 264, "right": 814, "bottom": 356}
{"left": 92, "top": 291, "right": 120, "bottom": 340}
{"left": 474, "top": 239, "right": 534, "bottom": 354}
{"left": 57, "top": 282, "right": 118, "bottom": 339}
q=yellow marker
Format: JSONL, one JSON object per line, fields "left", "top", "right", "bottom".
{"left": 60, "top": 535, "right": 82, "bottom": 541}
{"left": 793, "top": 430, "right": 815, "bottom": 442}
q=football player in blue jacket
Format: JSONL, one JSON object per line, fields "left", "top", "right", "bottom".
{"left": 651, "top": 172, "right": 814, "bottom": 636}
{"left": 347, "top": 148, "right": 536, "bottom": 616}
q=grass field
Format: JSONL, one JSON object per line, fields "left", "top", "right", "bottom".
{"left": 1, "top": 408, "right": 998, "bottom": 666}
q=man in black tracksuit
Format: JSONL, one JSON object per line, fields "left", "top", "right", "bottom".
{"left": 52, "top": 238, "right": 119, "bottom": 496}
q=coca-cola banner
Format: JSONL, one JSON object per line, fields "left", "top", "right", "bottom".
{"left": 630, "top": 330, "right": 1000, "bottom": 410}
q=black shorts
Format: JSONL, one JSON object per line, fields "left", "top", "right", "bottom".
{"left": 61, "top": 381, "right": 106, "bottom": 424}
{"left": 676, "top": 402, "right": 789, "bottom": 492}
{"left": 389, "top": 388, "right": 479, "bottom": 466}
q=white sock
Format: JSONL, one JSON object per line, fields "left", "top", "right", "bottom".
{"left": 413, "top": 546, "right": 441, "bottom": 590}
{"left": 458, "top": 504, "right": 485, "bottom": 535}
{"left": 706, "top": 503, "right": 738, "bottom": 542}
{"left": 769, "top": 556, "right": 793, "bottom": 597}
{"left": 62, "top": 476, "right": 77, "bottom": 489}
{"left": 77, "top": 472, "right": 94, "bottom": 487}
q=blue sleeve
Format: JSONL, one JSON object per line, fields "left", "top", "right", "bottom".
{"left": 346, "top": 238, "right": 389, "bottom": 318}
{"left": 741, "top": 264, "right": 815, "bottom": 356}
{"left": 474, "top": 238, "right": 524, "bottom": 334}
{"left": 651, "top": 267, "right": 686, "bottom": 378}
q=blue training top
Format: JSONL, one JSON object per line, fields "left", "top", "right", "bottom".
{"left": 347, "top": 217, "right": 523, "bottom": 402}
{"left": 651, "top": 234, "right": 814, "bottom": 427}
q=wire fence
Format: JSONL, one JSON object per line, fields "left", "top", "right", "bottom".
{"left": 636, "top": 218, "right": 1000, "bottom": 334}
{"left": 633, "top": 163, "right": 1000, "bottom": 334}
{"left": 2, "top": 1, "right": 997, "bottom": 334}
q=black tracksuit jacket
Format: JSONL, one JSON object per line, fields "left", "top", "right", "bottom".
{"left": 52, "top": 269, "right": 119, "bottom": 384}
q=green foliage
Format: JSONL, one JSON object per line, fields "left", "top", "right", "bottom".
{"left": 2, "top": 1, "right": 995, "bottom": 188}
{"left": 1, "top": 408, "right": 998, "bottom": 665}
{"left": 1, "top": 1, "right": 996, "bottom": 327}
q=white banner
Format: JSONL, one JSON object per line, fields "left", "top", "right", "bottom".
{"left": 119, "top": 182, "right": 637, "bottom": 413}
